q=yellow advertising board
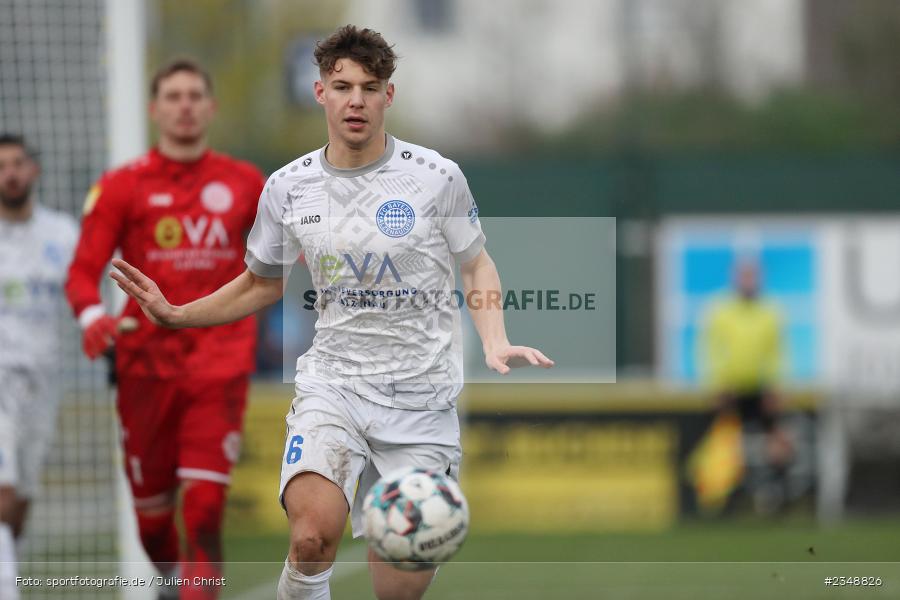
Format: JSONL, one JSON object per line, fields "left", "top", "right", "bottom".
{"left": 462, "top": 421, "right": 678, "bottom": 532}
{"left": 226, "top": 383, "right": 292, "bottom": 534}
{"left": 227, "top": 382, "right": 818, "bottom": 535}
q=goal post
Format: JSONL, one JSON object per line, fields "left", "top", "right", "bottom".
{"left": 0, "top": 1, "right": 150, "bottom": 597}
{"left": 105, "top": 1, "right": 153, "bottom": 597}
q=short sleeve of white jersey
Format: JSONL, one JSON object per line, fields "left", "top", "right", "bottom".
{"left": 441, "top": 165, "right": 485, "bottom": 263}
{"left": 244, "top": 177, "right": 302, "bottom": 278}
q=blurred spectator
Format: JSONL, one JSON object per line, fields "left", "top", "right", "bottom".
{"left": 700, "top": 259, "right": 794, "bottom": 514}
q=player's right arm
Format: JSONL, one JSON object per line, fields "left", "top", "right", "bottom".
{"left": 65, "top": 174, "right": 130, "bottom": 358}
{"left": 110, "top": 261, "right": 283, "bottom": 328}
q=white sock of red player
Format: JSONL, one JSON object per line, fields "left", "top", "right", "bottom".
{"left": 277, "top": 558, "right": 332, "bottom": 600}
{"left": 157, "top": 564, "right": 179, "bottom": 599}
{"left": 0, "top": 523, "right": 20, "bottom": 600}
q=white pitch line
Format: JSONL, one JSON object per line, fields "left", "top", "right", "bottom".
{"left": 231, "top": 543, "right": 369, "bottom": 600}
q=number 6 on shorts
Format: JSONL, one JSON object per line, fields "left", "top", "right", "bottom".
{"left": 285, "top": 434, "right": 304, "bottom": 464}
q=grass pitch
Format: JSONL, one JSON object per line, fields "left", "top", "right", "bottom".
{"left": 221, "top": 518, "right": 900, "bottom": 599}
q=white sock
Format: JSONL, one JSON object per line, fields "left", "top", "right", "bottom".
{"left": 277, "top": 558, "right": 332, "bottom": 600}
{"left": 0, "top": 523, "right": 20, "bottom": 600}
{"left": 157, "top": 564, "right": 179, "bottom": 600}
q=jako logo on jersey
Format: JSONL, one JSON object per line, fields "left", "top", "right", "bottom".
{"left": 302, "top": 157, "right": 312, "bottom": 167}
{"left": 148, "top": 193, "right": 174, "bottom": 207}
{"left": 299, "top": 215, "right": 321, "bottom": 225}
{"left": 154, "top": 215, "right": 229, "bottom": 249}
{"left": 201, "top": 182, "right": 233, "bottom": 214}
{"left": 376, "top": 200, "right": 415, "bottom": 238}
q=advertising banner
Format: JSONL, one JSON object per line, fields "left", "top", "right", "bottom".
{"left": 657, "top": 216, "right": 900, "bottom": 398}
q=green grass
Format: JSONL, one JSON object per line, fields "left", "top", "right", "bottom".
{"left": 221, "top": 519, "right": 900, "bottom": 599}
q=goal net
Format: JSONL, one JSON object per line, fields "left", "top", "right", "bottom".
{"left": 0, "top": 1, "right": 135, "bottom": 597}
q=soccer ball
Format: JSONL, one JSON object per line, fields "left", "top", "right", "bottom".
{"left": 363, "top": 467, "right": 469, "bottom": 570}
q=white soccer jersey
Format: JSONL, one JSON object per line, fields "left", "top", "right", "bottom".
{"left": 246, "top": 135, "right": 485, "bottom": 410}
{"left": 0, "top": 204, "right": 79, "bottom": 369}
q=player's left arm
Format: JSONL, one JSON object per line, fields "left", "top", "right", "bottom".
{"left": 460, "top": 249, "right": 554, "bottom": 375}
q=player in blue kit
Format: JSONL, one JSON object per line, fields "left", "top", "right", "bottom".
{"left": 109, "top": 25, "right": 553, "bottom": 600}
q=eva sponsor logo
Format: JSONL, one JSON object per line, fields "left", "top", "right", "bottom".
{"left": 154, "top": 215, "right": 229, "bottom": 249}
{"left": 320, "top": 252, "right": 401, "bottom": 285}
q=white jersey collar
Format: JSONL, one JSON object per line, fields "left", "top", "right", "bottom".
{"left": 319, "top": 134, "right": 395, "bottom": 178}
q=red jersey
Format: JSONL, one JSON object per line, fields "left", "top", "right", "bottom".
{"left": 66, "top": 148, "right": 266, "bottom": 378}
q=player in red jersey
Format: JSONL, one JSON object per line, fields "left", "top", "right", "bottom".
{"left": 65, "top": 59, "right": 265, "bottom": 600}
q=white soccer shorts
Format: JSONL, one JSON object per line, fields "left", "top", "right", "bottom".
{"left": 0, "top": 368, "right": 58, "bottom": 498}
{"left": 279, "top": 374, "right": 462, "bottom": 537}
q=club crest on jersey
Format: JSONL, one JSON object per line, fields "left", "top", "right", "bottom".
{"left": 43, "top": 243, "right": 63, "bottom": 266}
{"left": 201, "top": 182, "right": 233, "bottom": 213}
{"left": 376, "top": 200, "right": 415, "bottom": 238}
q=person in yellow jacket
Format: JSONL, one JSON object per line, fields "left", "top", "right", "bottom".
{"left": 698, "top": 259, "right": 793, "bottom": 512}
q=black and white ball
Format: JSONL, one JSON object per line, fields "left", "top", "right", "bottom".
{"left": 363, "top": 467, "right": 469, "bottom": 570}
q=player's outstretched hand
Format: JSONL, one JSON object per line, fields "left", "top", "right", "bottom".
{"left": 485, "top": 344, "right": 554, "bottom": 375}
{"left": 109, "top": 259, "right": 180, "bottom": 327}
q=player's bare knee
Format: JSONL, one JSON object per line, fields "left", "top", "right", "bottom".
{"left": 9, "top": 500, "right": 28, "bottom": 538}
{"left": 0, "top": 487, "right": 13, "bottom": 523}
{"left": 289, "top": 528, "right": 337, "bottom": 574}
{"left": 10, "top": 519, "right": 24, "bottom": 539}
{"left": 0, "top": 488, "right": 25, "bottom": 532}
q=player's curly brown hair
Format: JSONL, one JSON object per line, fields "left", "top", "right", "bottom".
{"left": 314, "top": 25, "right": 397, "bottom": 81}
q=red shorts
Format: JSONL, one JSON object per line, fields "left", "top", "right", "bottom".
{"left": 116, "top": 375, "right": 249, "bottom": 506}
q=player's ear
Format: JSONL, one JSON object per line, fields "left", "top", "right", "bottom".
{"left": 148, "top": 98, "right": 159, "bottom": 125}
{"left": 314, "top": 80, "right": 326, "bottom": 105}
{"left": 385, "top": 82, "right": 394, "bottom": 108}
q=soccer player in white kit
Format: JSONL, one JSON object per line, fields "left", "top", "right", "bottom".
{"left": 109, "top": 25, "right": 553, "bottom": 600}
{"left": 0, "top": 134, "right": 79, "bottom": 600}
